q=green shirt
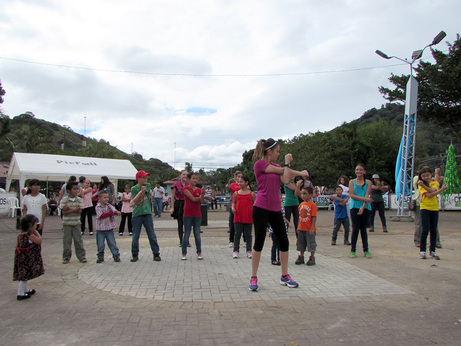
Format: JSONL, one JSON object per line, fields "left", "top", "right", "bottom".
{"left": 131, "top": 183, "right": 152, "bottom": 217}
{"left": 284, "top": 182, "right": 299, "bottom": 207}
{"left": 60, "top": 196, "right": 84, "bottom": 226}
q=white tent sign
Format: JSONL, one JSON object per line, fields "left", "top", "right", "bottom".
{"left": 6, "top": 153, "right": 138, "bottom": 197}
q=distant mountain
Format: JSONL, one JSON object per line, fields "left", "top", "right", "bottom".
{"left": 0, "top": 112, "right": 178, "bottom": 182}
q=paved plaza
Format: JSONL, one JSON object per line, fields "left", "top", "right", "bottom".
{"left": 0, "top": 209, "right": 460, "bottom": 345}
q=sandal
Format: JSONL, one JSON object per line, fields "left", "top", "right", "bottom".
{"left": 271, "top": 260, "right": 281, "bottom": 266}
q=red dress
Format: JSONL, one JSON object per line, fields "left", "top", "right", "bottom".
{"left": 13, "top": 233, "right": 45, "bottom": 281}
{"left": 233, "top": 193, "right": 253, "bottom": 224}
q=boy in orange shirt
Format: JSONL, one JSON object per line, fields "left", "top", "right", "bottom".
{"left": 294, "top": 182, "right": 318, "bottom": 266}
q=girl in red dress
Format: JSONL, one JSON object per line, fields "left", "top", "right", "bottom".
{"left": 14, "top": 214, "right": 45, "bottom": 300}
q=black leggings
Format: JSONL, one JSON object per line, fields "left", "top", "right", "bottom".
{"left": 252, "top": 206, "right": 289, "bottom": 252}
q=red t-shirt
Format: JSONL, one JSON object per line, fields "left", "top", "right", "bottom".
{"left": 230, "top": 182, "right": 240, "bottom": 194}
{"left": 233, "top": 192, "right": 253, "bottom": 224}
{"left": 183, "top": 186, "right": 202, "bottom": 217}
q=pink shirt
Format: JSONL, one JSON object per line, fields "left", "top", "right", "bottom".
{"left": 253, "top": 160, "right": 282, "bottom": 212}
{"left": 82, "top": 188, "right": 93, "bottom": 208}
{"left": 172, "top": 180, "right": 189, "bottom": 201}
{"left": 121, "top": 192, "right": 133, "bottom": 213}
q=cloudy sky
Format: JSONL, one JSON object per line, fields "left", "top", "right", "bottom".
{"left": 0, "top": 1, "right": 459, "bottom": 170}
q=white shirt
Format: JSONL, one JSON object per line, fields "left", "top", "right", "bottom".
{"left": 23, "top": 193, "right": 47, "bottom": 224}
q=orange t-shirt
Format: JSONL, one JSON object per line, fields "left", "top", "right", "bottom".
{"left": 298, "top": 201, "right": 317, "bottom": 232}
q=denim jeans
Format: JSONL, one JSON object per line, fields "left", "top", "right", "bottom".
{"left": 369, "top": 201, "right": 387, "bottom": 229}
{"left": 182, "top": 216, "right": 202, "bottom": 255}
{"left": 350, "top": 208, "right": 370, "bottom": 253}
{"left": 332, "top": 217, "right": 350, "bottom": 242}
{"left": 233, "top": 222, "right": 252, "bottom": 252}
{"left": 420, "top": 209, "right": 439, "bottom": 253}
{"left": 131, "top": 214, "right": 160, "bottom": 256}
{"left": 153, "top": 198, "right": 163, "bottom": 217}
{"left": 96, "top": 229, "right": 120, "bottom": 259}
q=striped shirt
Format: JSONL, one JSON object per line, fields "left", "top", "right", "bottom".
{"left": 60, "top": 196, "right": 84, "bottom": 226}
{"left": 95, "top": 203, "right": 117, "bottom": 231}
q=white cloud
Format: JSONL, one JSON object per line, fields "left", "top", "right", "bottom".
{"left": 0, "top": 0, "right": 459, "bottom": 169}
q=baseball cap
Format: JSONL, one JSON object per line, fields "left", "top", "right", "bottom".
{"left": 136, "top": 170, "right": 150, "bottom": 180}
{"left": 372, "top": 174, "right": 380, "bottom": 179}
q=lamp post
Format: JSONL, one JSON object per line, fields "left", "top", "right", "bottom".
{"left": 376, "top": 30, "right": 446, "bottom": 220}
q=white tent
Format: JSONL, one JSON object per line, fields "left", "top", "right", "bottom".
{"left": 6, "top": 153, "right": 138, "bottom": 198}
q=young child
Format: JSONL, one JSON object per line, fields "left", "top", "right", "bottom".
{"left": 181, "top": 171, "right": 205, "bottom": 260}
{"left": 295, "top": 183, "right": 318, "bottom": 266}
{"left": 95, "top": 191, "right": 121, "bottom": 263}
{"left": 417, "top": 167, "right": 448, "bottom": 260}
{"left": 79, "top": 179, "right": 94, "bottom": 235}
{"left": 119, "top": 185, "right": 133, "bottom": 236}
{"left": 330, "top": 186, "right": 351, "bottom": 245}
{"left": 231, "top": 175, "right": 256, "bottom": 259}
{"left": 13, "top": 214, "right": 45, "bottom": 300}
{"left": 22, "top": 179, "right": 47, "bottom": 236}
{"left": 60, "top": 182, "right": 87, "bottom": 264}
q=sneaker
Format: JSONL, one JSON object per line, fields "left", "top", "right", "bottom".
{"left": 17, "top": 294, "right": 32, "bottom": 301}
{"left": 129, "top": 232, "right": 133, "bottom": 236}
{"left": 249, "top": 276, "right": 258, "bottom": 291}
{"left": 80, "top": 258, "right": 87, "bottom": 263}
{"left": 331, "top": 239, "right": 336, "bottom": 245}
{"left": 247, "top": 251, "right": 252, "bottom": 259}
{"left": 364, "top": 251, "right": 372, "bottom": 258}
{"left": 130, "top": 255, "right": 138, "bottom": 262}
{"left": 114, "top": 257, "right": 120, "bottom": 262}
{"left": 153, "top": 254, "right": 161, "bottom": 262}
{"left": 295, "top": 255, "right": 304, "bottom": 265}
{"left": 415, "top": 243, "right": 420, "bottom": 247}
{"left": 419, "top": 251, "right": 426, "bottom": 259}
{"left": 383, "top": 227, "right": 388, "bottom": 233}
{"left": 280, "top": 274, "right": 299, "bottom": 288}
{"left": 369, "top": 228, "right": 374, "bottom": 232}
{"left": 187, "top": 243, "right": 191, "bottom": 247}
{"left": 181, "top": 255, "right": 187, "bottom": 260}
{"left": 306, "top": 256, "right": 316, "bottom": 266}
{"left": 229, "top": 242, "right": 233, "bottom": 248}
{"left": 62, "top": 259, "right": 69, "bottom": 264}
{"left": 436, "top": 244, "right": 442, "bottom": 249}
{"left": 197, "top": 253, "right": 203, "bottom": 260}
{"left": 119, "top": 232, "right": 123, "bottom": 236}
{"left": 89, "top": 232, "right": 94, "bottom": 235}
{"left": 344, "top": 240, "right": 351, "bottom": 245}
{"left": 350, "top": 252, "right": 356, "bottom": 258}
{"left": 430, "top": 251, "right": 440, "bottom": 260}
{"left": 96, "top": 258, "right": 104, "bottom": 263}
{"left": 178, "top": 243, "right": 182, "bottom": 247}
{"left": 232, "top": 251, "right": 239, "bottom": 259}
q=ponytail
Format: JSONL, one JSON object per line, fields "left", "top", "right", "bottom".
{"left": 252, "top": 138, "right": 278, "bottom": 161}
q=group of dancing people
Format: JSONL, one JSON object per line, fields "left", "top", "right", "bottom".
{"left": 13, "top": 137, "right": 449, "bottom": 300}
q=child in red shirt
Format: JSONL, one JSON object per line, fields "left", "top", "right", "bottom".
{"left": 231, "top": 175, "right": 256, "bottom": 259}
{"left": 295, "top": 183, "right": 318, "bottom": 266}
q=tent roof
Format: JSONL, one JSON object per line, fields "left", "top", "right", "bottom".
{"left": 6, "top": 152, "right": 138, "bottom": 183}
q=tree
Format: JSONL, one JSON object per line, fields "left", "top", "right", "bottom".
{"left": 379, "top": 35, "right": 461, "bottom": 139}
{"left": 0, "top": 80, "right": 5, "bottom": 105}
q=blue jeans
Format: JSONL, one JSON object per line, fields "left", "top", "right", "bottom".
{"left": 131, "top": 214, "right": 160, "bottom": 256}
{"left": 153, "top": 198, "right": 163, "bottom": 216}
{"left": 420, "top": 209, "right": 439, "bottom": 253}
{"left": 182, "top": 216, "right": 202, "bottom": 255}
{"left": 96, "top": 229, "right": 120, "bottom": 259}
{"left": 332, "top": 217, "right": 350, "bottom": 242}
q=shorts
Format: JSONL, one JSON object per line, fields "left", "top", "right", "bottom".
{"left": 297, "top": 230, "right": 316, "bottom": 252}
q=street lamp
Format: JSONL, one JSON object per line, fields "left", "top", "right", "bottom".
{"left": 376, "top": 30, "right": 446, "bottom": 220}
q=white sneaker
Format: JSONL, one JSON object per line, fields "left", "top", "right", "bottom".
{"left": 229, "top": 242, "right": 233, "bottom": 248}
{"left": 181, "top": 255, "right": 187, "bottom": 260}
{"left": 232, "top": 251, "right": 239, "bottom": 259}
{"left": 419, "top": 251, "right": 426, "bottom": 259}
{"left": 247, "top": 251, "right": 252, "bottom": 259}
{"left": 197, "top": 253, "right": 203, "bottom": 260}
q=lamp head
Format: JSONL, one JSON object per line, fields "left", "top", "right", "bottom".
{"left": 431, "top": 31, "right": 446, "bottom": 46}
{"left": 375, "top": 50, "right": 390, "bottom": 59}
{"left": 411, "top": 49, "right": 423, "bottom": 60}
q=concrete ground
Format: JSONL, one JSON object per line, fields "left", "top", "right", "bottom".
{"left": 0, "top": 208, "right": 460, "bottom": 345}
